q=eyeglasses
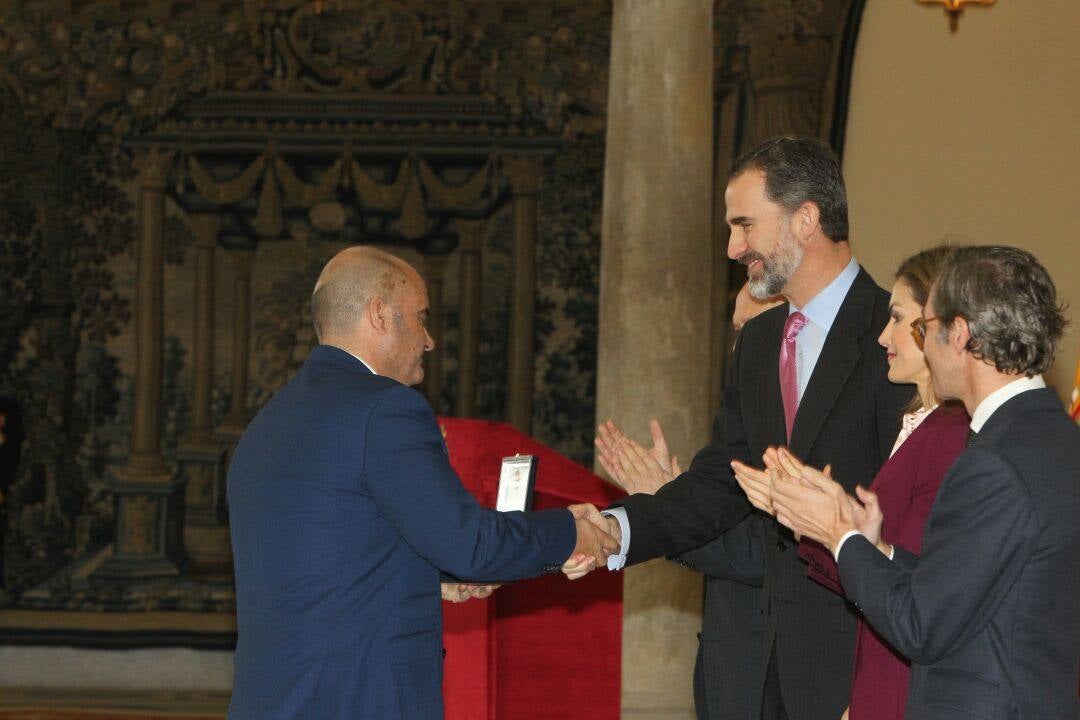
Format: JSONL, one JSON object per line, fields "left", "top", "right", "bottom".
{"left": 910, "top": 316, "right": 942, "bottom": 349}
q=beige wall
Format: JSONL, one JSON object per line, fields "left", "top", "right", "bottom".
{"left": 844, "top": 0, "right": 1080, "bottom": 399}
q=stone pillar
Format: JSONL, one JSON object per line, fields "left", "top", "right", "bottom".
{"left": 178, "top": 213, "right": 229, "bottom": 541}
{"left": 217, "top": 249, "right": 255, "bottom": 440}
{"left": 501, "top": 155, "right": 543, "bottom": 434}
{"left": 422, "top": 253, "right": 447, "bottom": 412}
{"left": 454, "top": 220, "right": 483, "bottom": 419}
{"left": 596, "top": 1, "right": 715, "bottom": 717}
{"left": 709, "top": 86, "right": 742, "bottom": 410}
{"left": 95, "top": 149, "right": 186, "bottom": 579}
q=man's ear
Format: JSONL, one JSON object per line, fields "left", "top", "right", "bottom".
{"left": 791, "top": 201, "right": 820, "bottom": 244}
{"left": 366, "top": 296, "right": 390, "bottom": 334}
{"left": 949, "top": 316, "right": 972, "bottom": 354}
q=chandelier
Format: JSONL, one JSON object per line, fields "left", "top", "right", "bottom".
{"left": 916, "top": 0, "right": 996, "bottom": 33}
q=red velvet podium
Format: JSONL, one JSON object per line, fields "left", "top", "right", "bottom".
{"left": 439, "top": 417, "right": 625, "bottom": 720}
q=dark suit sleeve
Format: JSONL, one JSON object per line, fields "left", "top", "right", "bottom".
{"left": 674, "top": 514, "right": 765, "bottom": 587}
{"left": 615, "top": 332, "right": 754, "bottom": 565}
{"left": 363, "top": 385, "right": 576, "bottom": 581}
{"left": 838, "top": 448, "right": 1038, "bottom": 664}
{"left": 889, "top": 545, "right": 919, "bottom": 574}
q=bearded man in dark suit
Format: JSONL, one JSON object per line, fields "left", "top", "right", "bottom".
{"left": 591, "top": 136, "right": 912, "bottom": 720}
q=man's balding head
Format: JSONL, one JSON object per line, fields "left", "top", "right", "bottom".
{"left": 311, "top": 246, "right": 416, "bottom": 343}
{"left": 310, "top": 246, "right": 434, "bottom": 386}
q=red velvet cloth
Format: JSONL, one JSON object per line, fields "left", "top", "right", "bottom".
{"left": 438, "top": 417, "right": 625, "bottom": 720}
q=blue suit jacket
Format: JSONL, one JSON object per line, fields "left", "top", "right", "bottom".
{"left": 227, "top": 345, "right": 576, "bottom": 719}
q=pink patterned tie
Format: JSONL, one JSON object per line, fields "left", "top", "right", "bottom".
{"left": 779, "top": 311, "right": 808, "bottom": 441}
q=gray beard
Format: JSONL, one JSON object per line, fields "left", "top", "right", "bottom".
{"left": 748, "top": 241, "right": 802, "bottom": 299}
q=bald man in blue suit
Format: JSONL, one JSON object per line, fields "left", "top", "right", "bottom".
{"left": 227, "top": 247, "right": 615, "bottom": 719}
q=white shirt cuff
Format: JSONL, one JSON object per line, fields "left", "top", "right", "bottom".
{"left": 601, "top": 508, "right": 630, "bottom": 571}
{"left": 833, "top": 529, "right": 863, "bottom": 561}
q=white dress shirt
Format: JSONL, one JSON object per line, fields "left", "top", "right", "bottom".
{"left": 969, "top": 375, "right": 1046, "bottom": 433}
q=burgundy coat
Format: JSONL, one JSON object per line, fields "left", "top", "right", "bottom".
{"left": 798, "top": 405, "right": 969, "bottom": 720}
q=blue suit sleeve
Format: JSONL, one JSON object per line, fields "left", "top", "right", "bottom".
{"left": 363, "top": 385, "right": 576, "bottom": 581}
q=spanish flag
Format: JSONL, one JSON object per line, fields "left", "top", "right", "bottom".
{"left": 1071, "top": 358, "right": 1080, "bottom": 422}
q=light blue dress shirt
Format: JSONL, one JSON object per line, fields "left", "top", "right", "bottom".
{"left": 789, "top": 257, "right": 860, "bottom": 402}
{"left": 603, "top": 258, "right": 862, "bottom": 571}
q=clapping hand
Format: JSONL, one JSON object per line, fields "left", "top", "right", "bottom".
{"left": 595, "top": 419, "right": 682, "bottom": 495}
{"left": 768, "top": 448, "right": 857, "bottom": 551}
{"left": 731, "top": 457, "right": 774, "bottom": 515}
{"left": 768, "top": 448, "right": 888, "bottom": 555}
{"left": 731, "top": 446, "right": 820, "bottom": 517}
{"left": 851, "top": 485, "right": 889, "bottom": 555}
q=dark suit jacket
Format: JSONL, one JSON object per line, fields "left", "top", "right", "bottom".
{"left": 227, "top": 345, "right": 575, "bottom": 720}
{"left": 838, "top": 387, "right": 1080, "bottom": 720}
{"left": 678, "top": 516, "right": 765, "bottom": 720}
{"left": 616, "top": 268, "right": 911, "bottom": 720}
{"left": 800, "top": 404, "right": 969, "bottom": 720}
{"left": 674, "top": 411, "right": 766, "bottom": 720}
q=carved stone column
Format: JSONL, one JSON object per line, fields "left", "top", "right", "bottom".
{"left": 454, "top": 220, "right": 484, "bottom": 419}
{"left": 96, "top": 149, "right": 186, "bottom": 579}
{"left": 217, "top": 248, "right": 255, "bottom": 442}
{"left": 710, "top": 86, "right": 742, "bottom": 410}
{"left": 177, "top": 214, "right": 229, "bottom": 544}
{"left": 596, "top": 1, "right": 715, "bottom": 716}
{"left": 421, "top": 253, "right": 448, "bottom": 412}
{"left": 501, "top": 155, "right": 543, "bottom": 434}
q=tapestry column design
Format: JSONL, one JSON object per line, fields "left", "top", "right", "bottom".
{"left": 184, "top": 214, "right": 220, "bottom": 448}
{"left": 217, "top": 248, "right": 255, "bottom": 444}
{"left": 501, "top": 155, "right": 543, "bottom": 434}
{"left": 595, "top": 0, "right": 716, "bottom": 715}
{"left": 96, "top": 149, "right": 187, "bottom": 578}
{"left": 421, "top": 253, "right": 447, "bottom": 412}
{"left": 454, "top": 219, "right": 484, "bottom": 419}
{"left": 177, "top": 213, "right": 229, "bottom": 536}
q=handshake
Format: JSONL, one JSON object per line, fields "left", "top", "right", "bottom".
{"left": 562, "top": 503, "right": 621, "bottom": 580}
{"left": 442, "top": 504, "right": 619, "bottom": 604}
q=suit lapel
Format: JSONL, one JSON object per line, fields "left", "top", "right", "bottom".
{"left": 788, "top": 270, "right": 875, "bottom": 459}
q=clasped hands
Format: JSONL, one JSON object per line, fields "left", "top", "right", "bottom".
{"left": 561, "top": 503, "right": 621, "bottom": 580}
{"left": 732, "top": 447, "right": 888, "bottom": 556}
{"left": 444, "top": 503, "right": 619, "bottom": 601}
